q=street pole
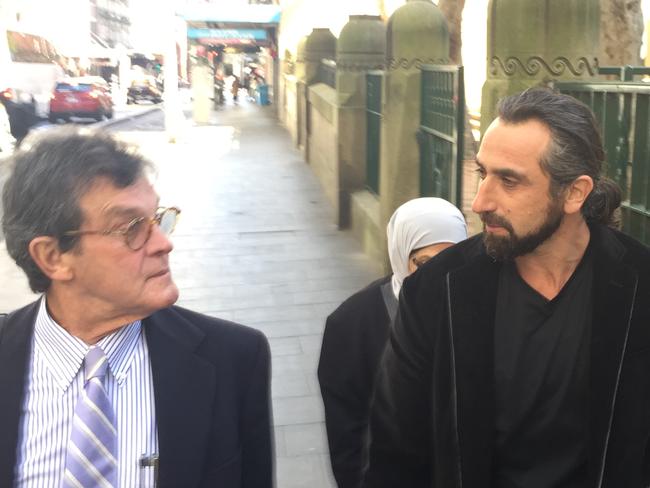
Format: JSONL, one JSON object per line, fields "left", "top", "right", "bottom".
{"left": 163, "top": 0, "right": 184, "bottom": 143}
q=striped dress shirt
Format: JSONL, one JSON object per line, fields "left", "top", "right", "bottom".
{"left": 14, "top": 298, "right": 159, "bottom": 488}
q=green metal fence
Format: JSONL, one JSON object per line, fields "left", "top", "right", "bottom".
{"left": 556, "top": 80, "right": 650, "bottom": 245}
{"left": 366, "top": 71, "right": 383, "bottom": 194}
{"left": 318, "top": 59, "right": 337, "bottom": 89}
{"left": 418, "top": 65, "right": 465, "bottom": 206}
{"left": 598, "top": 65, "right": 650, "bottom": 81}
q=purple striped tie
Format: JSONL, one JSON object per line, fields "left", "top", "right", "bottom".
{"left": 63, "top": 346, "right": 117, "bottom": 488}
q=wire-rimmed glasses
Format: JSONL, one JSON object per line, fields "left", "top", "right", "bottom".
{"left": 63, "top": 207, "right": 181, "bottom": 251}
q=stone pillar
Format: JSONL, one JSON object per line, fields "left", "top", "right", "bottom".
{"left": 337, "top": 15, "right": 386, "bottom": 228}
{"left": 295, "top": 37, "right": 307, "bottom": 151}
{"left": 303, "top": 28, "right": 337, "bottom": 85}
{"left": 300, "top": 29, "right": 336, "bottom": 160}
{"left": 191, "top": 64, "right": 212, "bottom": 124}
{"left": 481, "top": 0, "right": 600, "bottom": 135}
{"left": 379, "top": 0, "right": 449, "bottom": 238}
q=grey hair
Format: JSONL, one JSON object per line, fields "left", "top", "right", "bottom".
{"left": 2, "top": 127, "right": 152, "bottom": 292}
{"left": 497, "top": 87, "right": 621, "bottom": 228}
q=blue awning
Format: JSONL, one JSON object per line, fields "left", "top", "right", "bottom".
{"left": 179, "top": 4, "right": 281, "bottom": 24}
{"left": 187, "top": 28, "right": 268, "bottom": 41}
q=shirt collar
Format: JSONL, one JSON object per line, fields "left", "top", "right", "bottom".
{"left": 34, "top": 297, "right": 143, "bottom": 391}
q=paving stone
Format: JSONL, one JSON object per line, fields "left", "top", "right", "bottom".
{"left": 281, "top": 422, "right": 330, "bottom": 457}
{"left": 273, "top": 395, "right": 325, "bottom": 426}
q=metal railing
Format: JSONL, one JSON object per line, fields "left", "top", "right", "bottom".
{"left": 556, "top": 79, "right": 650, "bottom": 245}
{"left": 598, "top": 65, "right": 650, "bottom": 81}
{"left": 318, "top": 59, "right": 336, "bottom": 89}
{"left": 366, "top": 71, "right": 383, "bottom": 194}
{"left": 418, "top": 65, "right": 465, "bottom": 206}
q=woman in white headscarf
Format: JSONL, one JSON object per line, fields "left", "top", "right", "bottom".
{"left": 318, "top": 198, "right": 467, "bottom": 488}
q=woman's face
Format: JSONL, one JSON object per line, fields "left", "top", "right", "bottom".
{"left": 407, "top": 242, "right": 454, "bottom": 275}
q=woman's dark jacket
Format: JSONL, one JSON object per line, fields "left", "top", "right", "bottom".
{"left": 318, "top": 276, "right": 394, "bottom": 488}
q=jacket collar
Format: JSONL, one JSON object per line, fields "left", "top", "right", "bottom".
{"left": 447, "top": 225, "right": 637, "bottom": 487}
{"left": 446, "top": 246, "right": 500, "bottom": 487}
{"left": 144, "top": 307, "right": 218, "bottom": 488}
{"left": 586, "top": 225, "right": 637, "bottom": 487}
{"left": 0, "top": 300, "right": 40, "bottom": 487}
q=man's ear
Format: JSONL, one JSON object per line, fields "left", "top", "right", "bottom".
{"left": 28, "top": 237, "right": 74, "bottom": 283}
{"left": 563, "top": 175, "right": 594, "bottom": 215}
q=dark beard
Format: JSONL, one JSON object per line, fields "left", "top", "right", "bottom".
{"left": 480, "top": 200, "right": 564, "bottom": 261}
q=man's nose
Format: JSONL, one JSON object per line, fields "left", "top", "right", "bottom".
{"left": 147, "top": 223, "right": 174, "bottom": 254}
{"left": 471, "top": 178, "right": 497, "bottom": 215}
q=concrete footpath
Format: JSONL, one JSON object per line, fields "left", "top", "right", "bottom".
{"left": 0, "top": 99, "right": 383, "bottom": 487}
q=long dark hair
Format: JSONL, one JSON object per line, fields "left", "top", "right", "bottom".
{"left": 497, "top": 88, "right": 621, "bottom": 228}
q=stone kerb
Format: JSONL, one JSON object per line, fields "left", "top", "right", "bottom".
{"left": 481, "top": 0, "right": 600, "bottom": 135}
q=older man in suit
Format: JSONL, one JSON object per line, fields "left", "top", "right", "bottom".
{"left": 0, "top": 128, "right": 273, "bottom": 487}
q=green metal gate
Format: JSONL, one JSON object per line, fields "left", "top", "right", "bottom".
{"left": 418, "top": 65, "right": 465, "bottom": 206}
{"left": 366, "top": 71, "right": 382, "bottom": 194}
{"left": 556, "top": 79, "right": 650, "bottom": 245}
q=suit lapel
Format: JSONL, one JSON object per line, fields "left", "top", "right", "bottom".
{"left": 587, "top": 228, "right": 637, "bottom": 486}
{"left": 145, "top": 310, "right": 217, "bottom": 488}
{"left": 0, "top": 300, "right": 39, "bottom": 487}
{"left": 447, "top": 253, "right": 500, "bottom": 488}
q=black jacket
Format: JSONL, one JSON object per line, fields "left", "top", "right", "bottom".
{"left": 0, "top": 301, "right": 274, "bottom": 488}
{"left": 364, "top": 224, "right": 650, "bottom": 488}
{"left": 318, "top": 275, "right": 393, "bottom": 488}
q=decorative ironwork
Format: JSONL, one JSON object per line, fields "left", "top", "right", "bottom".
{"left": 388, "top": 58, "right": 449, "bottom": 71}
{"left": 489, "top": 56, "right": 598, "bottom": 78}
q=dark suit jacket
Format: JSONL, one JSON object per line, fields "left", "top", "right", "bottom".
{"left": 0, "top": 302, "right": 274, "bottom": 488}
{"left": 364, "top": 224, "right": 650, "bottom": 488}
{"left": 318, "top": 276, "right": 392, "bottom": 488}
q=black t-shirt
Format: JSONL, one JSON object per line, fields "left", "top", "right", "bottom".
{"left": 493, "top": 247, "right": 593, "bottom": 488}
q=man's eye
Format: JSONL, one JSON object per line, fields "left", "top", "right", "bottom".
{"left": 502, "top": 177, "right": 517, "bottom": 187}
{"left": 126, "top": 219, "right": 146, "bottom": 238}
{"left": 474, "top": 167, "right": 486, "bottom": 179}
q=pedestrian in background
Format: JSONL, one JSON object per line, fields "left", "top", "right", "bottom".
{"left": 0, "top": 95, "right": 39, "bottom": 148}
{"left": 363, "top": 88, "right": 650, "bottom": 487}
{"left": 318, "top": 197, "right": 467, "bottom": 488}
{"left": 0, "top": 128, "right": 274, "bottom": 487}
{"left": 231, "top": 75, "right": 240, "bottom": 103}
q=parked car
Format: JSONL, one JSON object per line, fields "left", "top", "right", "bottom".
{"left": 127, "top": 77, "right": 163, "bottom": 104}
{"left": 49, "top": 76, "right": 114, "bottom": 123}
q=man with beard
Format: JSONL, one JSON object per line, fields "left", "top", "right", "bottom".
{"left": 362, "top": 88, "right": 650, "bottom": 488}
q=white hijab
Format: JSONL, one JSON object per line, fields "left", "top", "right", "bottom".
{"left": 387, "top": 198, "right": 468, "bottom": 298}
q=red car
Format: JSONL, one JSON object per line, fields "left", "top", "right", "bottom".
{"left": 49, "top": 76, "right": 114, "bottom": 123}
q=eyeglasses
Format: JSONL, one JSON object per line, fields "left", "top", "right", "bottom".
{"left": 63, "top": 207, "right": 181, "bottom": 251}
